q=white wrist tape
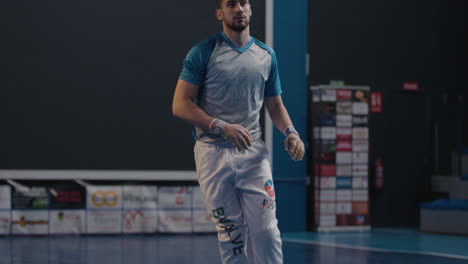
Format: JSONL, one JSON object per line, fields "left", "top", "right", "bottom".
{"left": 209, "top": 118, "right": 228, "bottom": 135}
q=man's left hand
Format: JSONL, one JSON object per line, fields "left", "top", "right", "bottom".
{"left": 284, "top": 133, "right": 305, "bottom": 161}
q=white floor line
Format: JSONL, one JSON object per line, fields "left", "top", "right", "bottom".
{"left": 282, "top": 238, "right": 468, "bottom": 261}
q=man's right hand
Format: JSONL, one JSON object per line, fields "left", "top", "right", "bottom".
{"left": 223, "top": 124, "right": 253, "bottom": 151}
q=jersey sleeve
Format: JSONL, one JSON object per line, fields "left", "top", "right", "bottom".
{"left": 264, "top": 50, "right": 282, "bottom": 97}
{"left": 179, "top": 36, "right": 217, "bottom": 86}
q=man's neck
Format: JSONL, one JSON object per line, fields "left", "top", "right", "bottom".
{"left": 222, "top": 26, "right": 250, "bottom": 48}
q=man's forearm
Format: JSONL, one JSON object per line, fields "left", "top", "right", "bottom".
{"left": 172, "top": 99, "right": 214, "bottom": 131}
{"left": 267, "top": 102, "right": 295, "bottom": 136}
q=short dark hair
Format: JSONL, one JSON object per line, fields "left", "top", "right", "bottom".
{"left": 217, "top": 0, "right": 222, "bottom": 8}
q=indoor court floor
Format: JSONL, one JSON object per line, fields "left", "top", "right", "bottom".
{"left": 0, "top": 229, "right": 467, "bottom": 264}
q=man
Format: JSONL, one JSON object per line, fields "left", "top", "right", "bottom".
{"left": 172, "top": 0, "right": 305, "bottom": 263}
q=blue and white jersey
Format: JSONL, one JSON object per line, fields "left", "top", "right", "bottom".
{"left": 179, "top": 32, "right": 282, "bottom": 145}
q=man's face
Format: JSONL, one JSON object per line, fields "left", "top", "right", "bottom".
{"left": 217, "top": 0, "right": 252, "bottom": 32}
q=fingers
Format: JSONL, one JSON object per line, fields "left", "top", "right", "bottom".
{"left": 285, "top": 136, "right": 305, "bottom": 161}
{"left": 224, "top": 124, "right": 252, "bottom": 151}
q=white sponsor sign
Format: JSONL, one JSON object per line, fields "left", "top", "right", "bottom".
{"left": 159, "top": 210, "right": 192, "bottom": 233}
{"left": 319, "top": 190, "right": 336, "bottom": 202}
{"left": 320, "top": 89, "right": 336, "bottom": 102}
{"left": 159, "top": 186, "right": 193, "bottom": 209}
{"left": 87, "top": 210, "right": 122, "bottom": 234}
{"left": 0, "top": 211, "right": 10, "bottom": 234}
{"left": 353, "top": 102, "right": 369, "bottom": 114}
{"left": 337, "top": 165, "right": 352, "bottom": 176}
{"left": 11, "top": 210, "right": 48, "bottom": 234}
{"left": 353, "top": 177, "right": 368, "bottom": 189}
{"left": 352, "top": 190, "right": 369, "bottom": 201}
{"left": 353, "top": 140, "right": 369, "bottom": 152}
{"left": 336, "top": 203, "right": 352, "bottom": 214}
{"left": 352, "top": 164, "right": 368, "bottom": 177}
{"left": 319, "top": 202, "right": 335, "bottom": 214}
{"left": 192, "top": 187, "right": 206, "bottom": 209}
{"left": 123, "top": 186, "right": 158, "bottom": 209}
{"left": 336, "top": 190, "right": 352, "bottom": 201}
{"left": 337, "top": 101, "right": 352, "bottom": 114}
{"left": 353, "top": 152, "right": 369, "bottom": 164}
{"left": 0, "top": 186, "right": 11, "bottom": 209}
{"left": 336, "top": 115, "right": 352, "bottom": 127}
{"left": 320, "top": 127, "right": 336, "bottom": 140}
{"left": 123, "top": 210, "right": 158, "bottom": 233}
{"left": 336, "top": 152, "right": 352, "bottom": 164}
{"left": 353, "top": 128, "right": 369, "bottom": 139}
{"left": 87, "top": 186, "right": 122, "bottom": 209}
{"left": 313, "top": 127, "right": 320, "bottom": 139}
{"left": 49, "top": 210, "right": 85, "bottom": 234}
{"left": 336, "top": 127, "right": 352, "bottom": 139}
{"left": 320, "top": 177, "right": 336, "bottom": 189}
{"left": 312, "top": 89, "right": 320, "bottom": 102}
{"left": 320, "top": 215, "right": 336, "bottom": 226}
{"left": 193, "top": 210, "right": 216, "bottom": 232}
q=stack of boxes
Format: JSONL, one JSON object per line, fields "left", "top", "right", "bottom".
{"left": 311, "top": 85, "right": 370, "bottom": 230}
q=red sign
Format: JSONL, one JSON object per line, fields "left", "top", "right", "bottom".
{"left": 370, "top": 92, "right": 382, "bottom": 113}
{"left": 402, "top": 82, "right": 419, "bottom": 91}
{"left": 336, "top": 139, "right": 352, "bottom": 151}
{"left": 337, "top": 90, "right": 352, "bottom": 100}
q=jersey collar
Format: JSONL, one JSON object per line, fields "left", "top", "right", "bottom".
{"left": 220, "top": 32, "right": 253, "bottom": 53}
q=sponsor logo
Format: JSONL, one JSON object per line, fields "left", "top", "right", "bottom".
{"left": 212, "top": 207, "right": 244, "bottom": 256}
{"left": 124, "top": 210, "right": 144, "bottom": 230}
{"left": 337, "top": 102, "right": 352, "bottom": 114}
{"left": 56, "top": 211, "right": 81, "bottom": 222}
{"left": 123, "top": 194, "right": 157, "bottom": 203}
{"left": 264, "top": 180, "right": 275, "bottom": 198}
{"left": 353, "top": 90, "right": 368, "bottom": 102}
{"left": 56, "top": 191, "right": 82, "bottom": 203}
{"left": 12, "top": 216, "right": 48, "bottom": 227}
{"left": 337, "top": 90, "right": 352, "bottom": 100}
{"left": 91, "top": 191, "right": 118, "bottom": 207}
{"left": 262, "top": 199, "right": 275, "bottom": 210}
{"left": 352, "top": 116, "right": 368, "bottom": 126}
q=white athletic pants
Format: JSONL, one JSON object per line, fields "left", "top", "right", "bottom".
{"left": 194, "top": 140, "right": 283, "bottom": 264}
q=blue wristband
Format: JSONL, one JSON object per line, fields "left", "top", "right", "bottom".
{"left": 209, "top": 118, "right": 227, "bottom": 135}
{"left": 284, "top": 126, "right": 299, "bottom": 137}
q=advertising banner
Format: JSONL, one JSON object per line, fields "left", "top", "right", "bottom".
{"left": 336, "top": 127, "right": 352, "bottom": 139}
{"left": 320, "top": 127, "right": 336, "bottom": 140}
{"left": 320, "top": 89, "right": 336, "bottom": 102}
{"left": 123, "top": 186, "right": 158, "bottom": 209}
{"left": 352, "top": 140, "right": 369, "bottom": 152}
{"left": 319, "top": 177, "right": 336, "bottom": 189}
{"left": 352, "top": 164, "right": 368, "bottom": 177}
{"left": 336, "top": 139, "right": 352, "bottom": 152}
{"left": 337, "top": 90, "right": 352, "bottom": 100}
{"left": 352, "top": 177, "right": 368, "bottom": 189}
{"left": 319, "top": 215, "right": 336, "bottom": 227}
{"left": 319, "top": 190, "right": 336, "bottom": 202}
{"left": 353, "top": 128, "right": 369, "bottom": 139}
{"left": 336, "top": 203, "right": 352, "bottom": 214}
{"left": 337, "top": 102, "right": 352, "bottom": 114}
{"left": 352, "top": 102, "right": 369, "bottom": 115}
{"left": 50, "top": 186, "right": 85, "bottom": 209}
{"left": 336, "top": 177, "right": 352, "bottom": 189}
{"left": 336, "top": 190, "right": 352, "bottom": 201}
{"left": 352, "top": 190, "right": 369, "bottom": 202}
{"left": 318, "top": 164, "right": 336, "bottom": 176}
{"left": 352, "top": 116, "right": 368, "bottom": 126}
{"left": 318, "top": 202, "right": 335, "bottom": 214}
{"left": 192, "top": 187, "right": 205, "bottom": 209}
{"left": 87, "top": 210, "right": 122, "bottom": 234}
{"left": 87, "top": 186, "right": 122, "bottom": 209}
{"left": 122, "top": 210, "right": 158, "bottom": 233}
{"left": 159, "top": 210, "right": 192, "bottom": 233}
{"left": 49, "top": 210, "right": 85, "bottom": 234}
{"left": 0, "top": 186, "right": 11, "bottom": 209}
{"left": 12, "top": 186, "right": 49, "bottom": 209}
{"left": 193, "top": 210, "right": 216, "bottom": 232}
{"left": 11, "top": 210, "right": 48, "bottom": 234}
{"left": 336, "top": 115, "right": 352, "bottom": 127}
{"left": 353, "top": 152, "right": 369, "bottom": 164}
{"left": 159, "top": 186, "right": 193, "bottom": 209}
{"left": 336, "top": 165, "right": 352, "bottom": 176}
{"left": 336, "top": 152, "right": 352, "bottom": 164}
{"left": 0, "top": 211, "right": 10, "bottom": 234}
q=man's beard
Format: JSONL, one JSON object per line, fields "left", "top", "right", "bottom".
{"left": 226, "top": 18, "right": 250, "bottom": 32}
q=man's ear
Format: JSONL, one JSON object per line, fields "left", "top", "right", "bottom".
{"left": 215, "top": 9, "right": 223, "bottom": 21}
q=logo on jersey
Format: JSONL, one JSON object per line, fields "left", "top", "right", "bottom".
{"left": 264, "top": 180, "right": 275, "bottom": 198}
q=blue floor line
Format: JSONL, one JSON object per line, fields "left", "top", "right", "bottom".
{"left": 282, "top": 228, "right": 468, "bottom": 260}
